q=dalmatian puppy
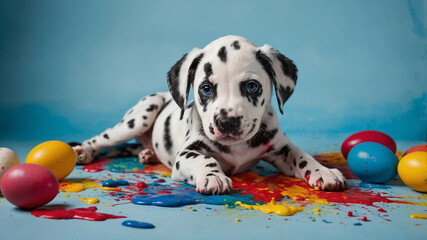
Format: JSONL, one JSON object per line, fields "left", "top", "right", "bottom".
{"left": 73, "top": 35, "right": 346, "bottom": 194}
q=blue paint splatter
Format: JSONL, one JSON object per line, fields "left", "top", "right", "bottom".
{"left": 322, "top": 220, "right": 333, "bottom": 224}
{"left": 358, "top": 182, "right": 391, "bottom": 190}
{"left": 102, "top": 179, "right": 130, "bottom": 187}
{"left": 353, "top": 223, "right": 362, "bottom": 226}
{"left": 122, "top": 220, "right": 155, "bottom": 229}
{"left": 107, "top": 158, "right": 145, "bottom": 173}
{"left": 132, "top": 194, "right": 200, "bottom": 207}
{"left": 131, "top": 182, "right": 258, "bottom": 208}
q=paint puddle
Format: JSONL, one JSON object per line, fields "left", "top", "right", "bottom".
{"left": 31, "top": 207, "right": 126, "bottom": 221}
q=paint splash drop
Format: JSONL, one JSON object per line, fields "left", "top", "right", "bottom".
{"left": 122, "top": 220, "right": 155, "bottom": 229}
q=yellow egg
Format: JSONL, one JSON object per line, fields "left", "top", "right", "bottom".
{"left": 25, "top": 141, "right": 76, "bottom": 181}
{"left": 398, "top": 152, "right": 427, "bottom": 193}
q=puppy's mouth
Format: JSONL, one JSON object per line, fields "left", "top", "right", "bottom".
{"left": 210, "top": 127, "right": 244, "bottom": 144}
{"left": 217, "top": 133, "right": 241, "bottom": 142}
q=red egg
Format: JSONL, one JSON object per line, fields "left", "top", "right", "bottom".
{"left": 403, "top": 144, "right": 427, "bottom": 156}
{"left": 341, "top": 130, "right": 396, "bottom": 159}
{"left": 0, "top": 164, "right": 59, "bottom": 209}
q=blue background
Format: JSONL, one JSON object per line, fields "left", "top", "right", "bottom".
{"left": 0, "top": 0, "right": 426, "bottom": 142}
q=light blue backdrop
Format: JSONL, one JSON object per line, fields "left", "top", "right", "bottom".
{"left": 0, "top": 0, "right": 426, "bottom": 142}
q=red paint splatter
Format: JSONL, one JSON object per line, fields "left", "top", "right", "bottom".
{"left": 347, "top": 211, "right": 353, "bottom": 217}
{"left": 82, "top": 158, "right": 111, "bottom": 172}
{"left": 31, "top": 207, "right": 125, "bottom": 221}
{"left": 137, "top": 182, "right": 148, "bottom": 190}
{"left": 360, "top": 217, "right": 369, "bottom": 222}
{"left": 231, "top": 170, "right": 415, "bottom": 209}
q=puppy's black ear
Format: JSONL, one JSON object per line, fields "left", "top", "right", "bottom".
{"left": 256, "top": 45, "right": 298, "bottom": 114}
{"left": 167, "top": 48, "right": 204, "bottom": 119}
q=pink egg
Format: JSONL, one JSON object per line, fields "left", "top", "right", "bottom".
{"left": 0, "top": 164, "right": 59, "bottom": 209}
{"left": 341, "top": 130, "right": 396, "bottom": 159}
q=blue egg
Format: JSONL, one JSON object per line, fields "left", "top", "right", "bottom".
{"left": 347, "top": 142, "right": 398, "bottom": 183}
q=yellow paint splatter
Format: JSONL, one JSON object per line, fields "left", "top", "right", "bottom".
{"left": 235, "top": 218, "right": 241, "bottom": 222}
{"left": 79, "top": 197, "right": 100, "bottom": 205}
{"left": 60, "top": 179, "right": 120, "bottom": 193}
{"left": 235, "top": 200, "right": 303, "bottom": 216}
{"left": 62, "top": 194, "right": 70, "bottom": 198}
{"left": 410, "top": 213, "right": 427, "bottom": 219}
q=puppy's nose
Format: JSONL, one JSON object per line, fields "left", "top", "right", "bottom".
{"left": 215, "top": 117, "right": 241, "bottom": 134}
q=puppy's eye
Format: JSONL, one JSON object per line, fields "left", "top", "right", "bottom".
{"left": 246, "top": 80, "right": 261, "bottom": 94}
{"left": 200, "top": 83, "right": 213, "bottom": 96}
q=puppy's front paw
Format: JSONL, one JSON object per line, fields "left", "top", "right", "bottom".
{"left": 196, "top": 173, "right": 233, "bottom": 195}
{"left": 306, "top": 168, "right": 347, "bottom": 191}
{"left": 72, "top": 145, "right": 95, "bottom": 165}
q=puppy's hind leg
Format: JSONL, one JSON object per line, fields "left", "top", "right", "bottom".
{"left": 74, "top": 92, "right": 172, "bottom": 164}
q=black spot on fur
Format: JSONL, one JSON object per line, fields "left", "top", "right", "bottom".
{"left": 146, "top": 104, "right": 159, "bottom": 112}
{"left": 186, "top": 141, "right": 213, "bottom": 153}
{"left": 255, "top": 50, "right": 275, "bottom": 81}
{"left": 275, "top": 145, "right": 291, "bottom": 157}
{"left": 190, "top": 175, "right": 193, "bottom": 180}
{"left": 155, "top": 142, "right": 159, "bottom": 149}
{"left": 305, "top": 170, "right": 311, "bottom": 179}
{"left": 142, "top": 115, "right": 147, "bottom": 120}
{"left": 231, "top": 40, "right": 240, "bottom": 50}
{"left": 274, "top": 51, "right": 298, "bottom": 85}
{"left": 213, "top": 142, "right": 231, "bottom": 154}
{"left": 206, "top": 173, "right": 215, "bottom": 177}
{"left": 175, "top": 161, "right": 180, "bottom": 170}
{"left": 168, "top": 161, "right": 172, "bottom": 166}
{"left": 209, "top": 125, "right": 215, "bottom": 135}
{"left": 92, "top": 139, "right": 96, "bottom": 143}
{"left": 218, "top": 46, "right": 227, "bottom": 62}
{"left": 206, "top": 162, "right": 217, "bottom": 168}
{"left": 163, "top": 115, "right": 173, "bottom": 154}
{"left": 103, "top": 133, "right": 109, "bottom": 140}
{"left": 204, "top": 155, "right": 212, "bottom": 159}
{"left": 127, "top": 119, "right": 135, "bottom": 129}
{"left": 277, "top": 85, "right": 293, "bottom": 111}
{"left": 248, "top": 123, "right": 256, "bottom": 135}
{"left": 185, "top": 152, "right": 199, "bottom": 159}
{"left": 247, "top": 123, "right": 278, "bottom": 148}
{"left": 143, "top": 123, "right": 148, "bottom": 128}
{"left": 299, "top": 160, "right": 307, "bottom": 169}
{"left": 261, "top": 99, "right": 265, "bottom": 106}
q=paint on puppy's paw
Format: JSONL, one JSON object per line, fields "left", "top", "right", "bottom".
{"left": 196, "top": 173, "right": 233, "bottom": 195}
{"left": 308, "top": 168, "right": 347, "bottom": 191}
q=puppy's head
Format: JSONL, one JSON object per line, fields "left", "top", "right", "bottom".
{"left": 167, "top": 36, "right": 297, "bottom": 146}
